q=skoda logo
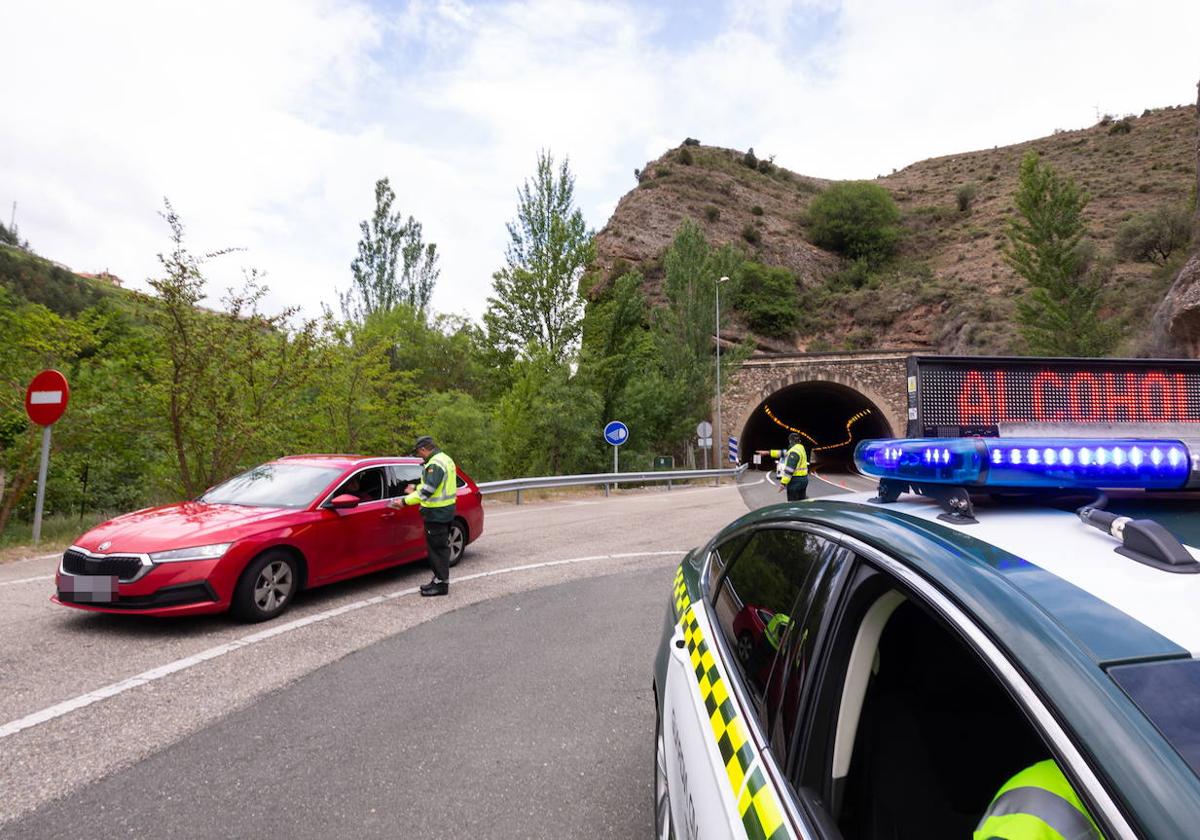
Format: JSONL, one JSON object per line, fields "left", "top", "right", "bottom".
{"left": 98, "top": 541, "right": 111, "bottom": 552}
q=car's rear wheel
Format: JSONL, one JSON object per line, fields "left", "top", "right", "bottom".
{"left": 233, "top": 550, "right": 298, "bottom": 623}
{"left": 655, "top": 707, "right": 674, "bottom": 840}
{"left": 448, "top": 520, "right": 467, "bottom": 567}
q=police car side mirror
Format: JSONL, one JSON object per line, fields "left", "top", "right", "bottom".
{"left": 327, "top": 494, "right": 360, "bottom": 510}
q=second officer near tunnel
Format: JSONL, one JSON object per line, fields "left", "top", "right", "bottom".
{"left": 756, "top": 433, "right": 809, "bottom": 501}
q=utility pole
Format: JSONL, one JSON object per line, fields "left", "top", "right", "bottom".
{"left": 715, "top": 275, "right": 729, "bottom": 483}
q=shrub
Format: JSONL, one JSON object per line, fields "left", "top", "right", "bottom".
{"left": 741, "top": 223, "right": 761, "bottom": 245}
{"left": 807, "top": 181, "right": 902, "bottom": 262}
{"left": 829, "top": 258, "right": 875, "bottom": 290}
{"left": 703, "top": 205, "right": 720, "bottom": 222}
{"left": 682, "top": 137, "right": 701, "bottom": 146}
{"left": 1108, "top": 119, "right": 1133, "bottom": 135}
{"left": 751, "top": 205, "right": 764, "bottom": 216}
{"left": 733, "top": 261, "right": 798, "bottom": 337}
{"left": 742, "top": 147, "right": 758, "bottom": 169}
{"left": 956, "top": 183, "right": 978, "bottom": 212}
{"left": 679, "top": 148, "right": 694, "bottom": 166}
{"left": 757, "top": 157, "right": 774, "bottom": 174}
{"left": 655, "top": 166, "right": 672, "bottom": 178}
{"left": 1114, "top": 206, "right": 1193, "bottom": 265}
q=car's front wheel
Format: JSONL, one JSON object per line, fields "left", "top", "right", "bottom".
{"left": 448, "top": 520, "right": 467, "bottom": 568}
{"left": 655, "top": 707, "right": 674, "bottom": 840}
{"left": 233, "top": 550, "right": 299, "bottom": 623}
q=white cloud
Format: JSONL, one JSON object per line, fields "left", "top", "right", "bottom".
{"left": 1, "top": 0, "right": 1197, "bottom": 325}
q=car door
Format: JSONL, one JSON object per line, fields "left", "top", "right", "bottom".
{"left": 662, "top": 526, "right": 840, "bottom": 840}
{"left": 386, "top": 464, "right": 426, "bottom": 562}
{"left": 315, "top": 467, "right": 397, "bottom": 580}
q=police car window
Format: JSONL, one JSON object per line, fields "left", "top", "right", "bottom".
{"left": 712, "top": 529, "right": 828, "bottom": 717}
{"left": 1110, "top": 659, "right": 1200, "bottom": 779}
{"left": 706, "top": 532, "right": 753, "bottom": 600}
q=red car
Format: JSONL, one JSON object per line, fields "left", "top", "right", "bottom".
{"left": 53, "top": 455, "right": 484, "bottom": 621}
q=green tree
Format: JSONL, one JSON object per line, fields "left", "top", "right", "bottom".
{"left": 808, "top": 181, "right": 901, "bottom": 263}
{"left": 578, "top": 271, "right": 654, "bottom": 425}
{"left": 495, "top": 351, "right": 601, "bottom": 477}
{"left": 150, "top": 201, "right": 322, "bottom": 496}
{"left": 1005, "top": 153, "right": 1118, "bottom": 356}
{"left": 1114, "top": 206, "right": 1193, "bottom": 265}
{"left": 653, "top": 220, "right": 746, "bottom": 454}
{"left": 484, "top": 151, "right": 594, "bottom": 363}
{"left": 342, "top": 178, "right": 440, "bottom": 321}
{"left": 423, "top": 390, "right": 499, "bottom": 482}
{"left": 733, "top": 262, "right": 797, "bottom": 337}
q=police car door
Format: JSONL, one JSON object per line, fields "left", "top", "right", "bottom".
{"left": 663, "top": 528, "right": 832, "bottom": 840}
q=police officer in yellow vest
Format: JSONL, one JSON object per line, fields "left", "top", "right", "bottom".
{"left": 975, "top": 760, "right": 1103, "bottom": 840}
{"left": 756, "top": 433, "right": 809, "bottom": 501}
{"left": 390, "top": 435, "right": 457, "bottom": 597}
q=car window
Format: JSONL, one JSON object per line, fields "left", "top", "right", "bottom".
{"left": 711, "top": 528, "right": 830, "bottom": 727}
{"left": 1109, "top": 659, "right": 1200, "bottom": 779}
{"left": 799, "top": 572, "right": 1053, "bottom": 839}
{"left": 387, "top": 465, "right": 423, "bottom": 498}
{"left": 333, "top": 467, "right": 386, "bottom": 502}
{"left": 766, "top": 544, "right": 850, "bottom": 764}
{"left": 705, "top": 531, "right": 753, "bottom": 600}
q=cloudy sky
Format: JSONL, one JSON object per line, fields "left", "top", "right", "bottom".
{"left": 2, "top": 0, "right": 1198, "bottom": 323}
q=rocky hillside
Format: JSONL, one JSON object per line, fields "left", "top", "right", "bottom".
{"left": 592, "top": 103, "right": 1198, "bottom": 356}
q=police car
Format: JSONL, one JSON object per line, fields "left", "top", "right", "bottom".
{"left": 653, "top": 435, "right": 1200, "bottom": 839}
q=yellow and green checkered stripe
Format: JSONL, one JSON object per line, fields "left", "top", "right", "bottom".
{"left": 673, "top": 566, "right": 690, "bottom": 618}
{"left": 680, "top": 603, "right": 790, "bottom": 840}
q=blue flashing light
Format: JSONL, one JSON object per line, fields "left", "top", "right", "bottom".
{"left": 854, "top": 437, "right": 1192, "bottom": 490}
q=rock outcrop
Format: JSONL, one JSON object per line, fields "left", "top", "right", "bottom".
{"left": 1151, "top": 80, "right": 1200, "bottom": 357}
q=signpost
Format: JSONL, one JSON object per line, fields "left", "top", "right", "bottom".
{"left": 604, "top": 421, "right": 628, "bottom": 496}
{"left": 728, "top": 436, "right": 738, "bottom": 464}
{"left": 696, "top": 421, "right": 713, "bottom": 475}
{"left": 25, "top": 369, "right": 70, "bottom": 544}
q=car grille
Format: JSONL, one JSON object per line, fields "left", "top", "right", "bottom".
{"left": 62, "top": 549, "right": 143, "bottom": 581}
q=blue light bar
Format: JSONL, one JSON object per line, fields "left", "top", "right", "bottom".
{"left": 854, "top": 438, "right": 1193, "bottom": 490}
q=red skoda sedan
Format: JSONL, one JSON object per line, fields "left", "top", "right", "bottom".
{"left": 53, "top": 455, "right": 485, "bottom": 621}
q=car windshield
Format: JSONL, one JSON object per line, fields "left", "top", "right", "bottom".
{"left": 199, "top": 463, "right": 341, "bottom": 508}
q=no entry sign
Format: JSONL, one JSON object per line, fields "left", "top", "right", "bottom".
{"left": 25, "top": 369, "right": 70, "bottom": 426}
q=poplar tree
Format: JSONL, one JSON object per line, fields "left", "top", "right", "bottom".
{"left": 484, "top": 151, "right": 594, "bottom": 363}
{"left": 342, "top": 178, "right": 439, "bottom": 322}
{"left": 1005, "top": 152, "right": 1118, "bottom": 356}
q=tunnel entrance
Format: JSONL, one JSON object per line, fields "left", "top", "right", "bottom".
{"left": 740, "top": 380, "right": 895, "bottom": 471}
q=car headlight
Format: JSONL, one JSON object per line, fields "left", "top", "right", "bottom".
{"left": 148, "top": 543, "right": 233, "bottom": 563}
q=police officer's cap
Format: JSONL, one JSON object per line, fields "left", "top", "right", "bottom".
{"left": 412, "top": 435, "right": 436, "bottom": 454}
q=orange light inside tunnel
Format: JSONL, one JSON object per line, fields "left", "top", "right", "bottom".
{"left": 763, "top": 405, "right": 874, "bottom": 452}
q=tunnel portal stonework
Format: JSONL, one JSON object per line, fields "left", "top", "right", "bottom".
{"left": 721, "top": 350, "right": 913, "bottom": 459}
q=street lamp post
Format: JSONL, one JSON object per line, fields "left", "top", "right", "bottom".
{"left": 715, "top": 275, "right": 729, "bottom": 483}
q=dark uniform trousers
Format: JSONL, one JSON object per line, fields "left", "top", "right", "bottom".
{"left": 786, "top": 477, "right": 809, "bottom": 502}
{"left": 424, "top": 516, "right": 452, "bottom": 582}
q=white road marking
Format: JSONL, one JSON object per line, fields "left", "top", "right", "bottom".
{"left": 0, "top": 549, "right": 686, "bottom": 741}
{"left": 0, "top": 575, "right": 53, "bottom": 588}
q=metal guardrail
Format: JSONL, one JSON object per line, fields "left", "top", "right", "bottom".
{"left": 477, "top": 464, "right": 748, "bottom": 504}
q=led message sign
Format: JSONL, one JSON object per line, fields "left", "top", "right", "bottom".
{"left": 907, "top": 356, "right": 1200, "bottom": 437}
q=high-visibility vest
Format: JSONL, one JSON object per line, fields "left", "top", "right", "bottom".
{"left": 974, "top": 760, "right": 1102, "bottom": 840}
{"left": 405, "top": 450, "right": 457, "bottom": 510}
{"left": 780, "top": 443, "right": 808, "bottom": 483}
{"left": 764, "top": 612, "right": 791, "bottom": 650}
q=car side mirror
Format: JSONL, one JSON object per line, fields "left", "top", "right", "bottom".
{"left": 327, "top": 494, "right": 360, "bottom": 510}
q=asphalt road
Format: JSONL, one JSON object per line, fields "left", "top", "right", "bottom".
{"left": 0, "top": 470, "right": 870, "bottom": 837}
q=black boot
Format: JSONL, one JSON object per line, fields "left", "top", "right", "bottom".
{"left": 420, "top": 580, "right": 448, "bottom": 597}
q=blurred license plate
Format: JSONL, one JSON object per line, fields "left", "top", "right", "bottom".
{"left": 62, "top": 575, "right": 119, "bottom": 603}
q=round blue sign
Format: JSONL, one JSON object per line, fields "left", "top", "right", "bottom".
{"left": 604, "top": 421, "right": 629, "bottom": 446}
